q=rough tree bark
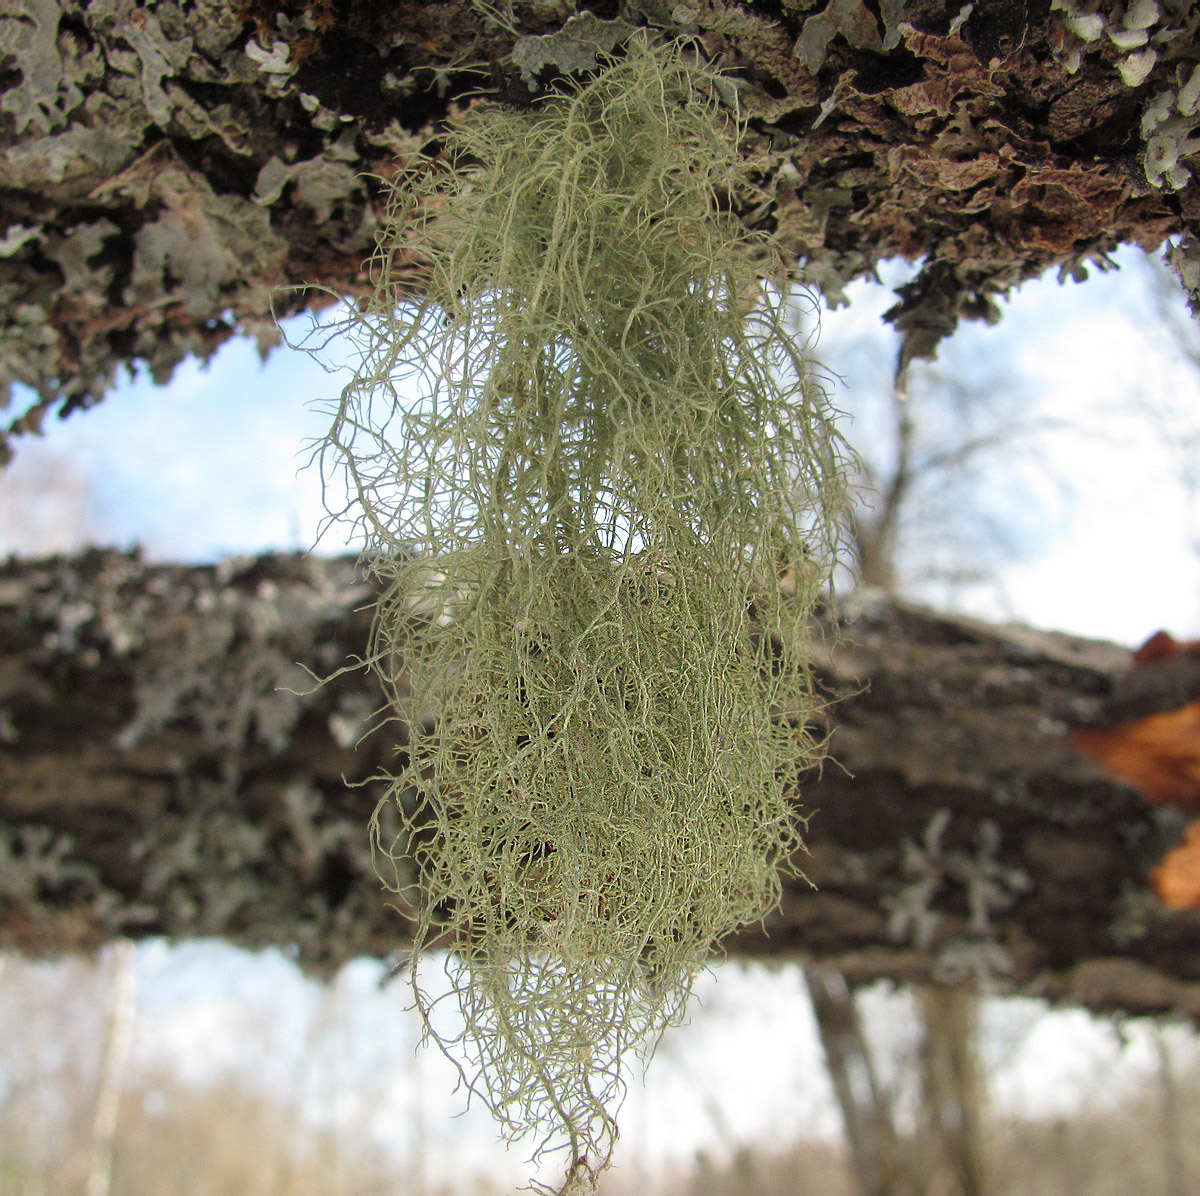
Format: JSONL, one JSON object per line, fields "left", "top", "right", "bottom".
{"left": 3, "top": 551, "right": 1200, "bottom": 1019}
{"left": 3, "top": 0, "right": 1200, "bottom": 456}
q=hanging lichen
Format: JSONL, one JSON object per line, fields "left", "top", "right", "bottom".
{"left": 317, "top": 36, "right": 847, "bottom": 1193}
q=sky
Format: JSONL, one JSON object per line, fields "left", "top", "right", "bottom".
{"left": 3, "top": 246, "right": 1200, "bottom": 1187}
{"left": 3, "top": 244, "right": 1198, "bottom": 644}
{"left": 810, "top": 248, "right": 1200, "bottom": 642}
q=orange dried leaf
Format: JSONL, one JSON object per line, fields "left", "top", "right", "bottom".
{"left": 1071, "top": 630, "right": 1200, "bottom": 811}
{"left": 1072, "top": 701, "right": 1200, "bottom": 812}
{"left": 1151, "top": 820, "right": 1200, "bottom": 912}
{"left": 1132, "top": 629, "right": 1188, "bottom": 666}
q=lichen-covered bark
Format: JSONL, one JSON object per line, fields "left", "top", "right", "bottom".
{"left": 2, "top": 0, "right": 1198, "bottom": 457}
{"left": 3, "top": 551, "right": 1200, "bottom": 1017}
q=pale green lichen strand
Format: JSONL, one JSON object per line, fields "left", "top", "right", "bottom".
{"left": 319, "top": 39, "right": 846, "bottom": 1192}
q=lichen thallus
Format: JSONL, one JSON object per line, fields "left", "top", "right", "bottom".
{"left": 308, "top": 37, "right": 848, "bottom": 1194}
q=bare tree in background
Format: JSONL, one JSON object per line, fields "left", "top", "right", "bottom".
{"left": 915, "top": 986, "right": 986, "bottom": 1196}
{"left": 834, "top": 310, "right": 1058, "bottom": 607}
{"left": 1134, "top": 253, "right": 1200, "bottom": 571}
{"left": 804, "top": 966, "right": 913, "bottom": 1196}
{"left": 87, "top": 941, "right": 137, "bottom": 1196}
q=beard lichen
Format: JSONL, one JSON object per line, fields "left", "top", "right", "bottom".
{"left": 318, "top": 37, "right": 847, "bottom": 1194}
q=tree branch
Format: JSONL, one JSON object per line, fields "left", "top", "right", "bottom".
{"left": 1, "top": 1, "right": 1192, "bottom": 456}
{"left": 3, "top": 551, "right": 1199, "bottom": 1017}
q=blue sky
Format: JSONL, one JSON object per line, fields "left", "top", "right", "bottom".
{"left": 3, "top": 246, "right": 1197, "bottom": 643}
{"left": 0, "top": 324, "right": 358, "bottom": 561}
{"left": 812, "top": 248, "right": 1200, "bottom": 641}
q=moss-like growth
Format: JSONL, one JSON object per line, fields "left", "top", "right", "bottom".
{"left": 319, "top": 37, "right": 847, "bottom": 1192}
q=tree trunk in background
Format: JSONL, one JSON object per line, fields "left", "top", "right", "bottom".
{"left": 806, "top": 966, "right": 911, "bottom": 1196}
{"left": 4, "top": 551, "right": 1200, "bottom": 1016}
{"left": 1153, "top": 1026, "right": 1189, "bottom": 1196}
{"left": 916, "top": 985, "right": 986, "bottom": 1196}
{"left": 86, "top": 940, "right": 136, "bottom": 1196}
{"left": 840, "top": 357, "right": 991, "bottom": 1196}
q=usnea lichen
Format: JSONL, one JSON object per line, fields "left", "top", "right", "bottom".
{"left": 317, "top": 37, "right": 847, "bottom": 1192}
